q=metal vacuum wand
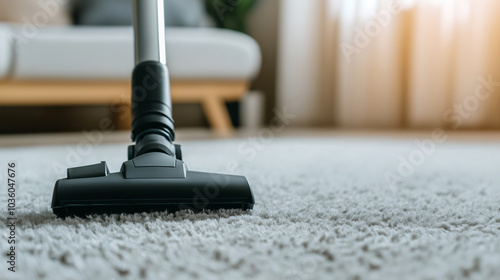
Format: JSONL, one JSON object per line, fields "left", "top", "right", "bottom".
{"left": 133, "top": 0, "right": 167, "bottom": 65}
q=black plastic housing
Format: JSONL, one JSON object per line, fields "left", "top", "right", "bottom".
{"left": 51, "top": 60, "right": 255, "bottom": 218}
{"left": 52, "top": 169, "right": 254, "bottom": 218}
{"left": 52, "top": 152, "right": 255, "bottom": 218}
{"left": 132, "top": 61, "right": 174, "bottom": 141}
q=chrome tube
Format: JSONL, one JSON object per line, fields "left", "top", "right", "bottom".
{"left": 132, "top": 0, "right": 166, "bottom": 65}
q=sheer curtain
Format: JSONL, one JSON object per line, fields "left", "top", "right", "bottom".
{"left": 277, "top": 0, "right": 500, "bottom": 128}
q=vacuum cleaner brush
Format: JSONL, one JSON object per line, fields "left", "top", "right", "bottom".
{"left": 51, "top": 0, "right": 255, "bottom": 218}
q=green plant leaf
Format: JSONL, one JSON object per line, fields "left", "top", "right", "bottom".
{"left": 205, "top": 0, "right": 258, "bottom": 33}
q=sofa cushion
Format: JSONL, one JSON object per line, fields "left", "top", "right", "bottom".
{"left": 10, "top": 26, "right": 261, "bottom": 81}
{"left": 0, "top": 25, "right": 12, "bottom": 79}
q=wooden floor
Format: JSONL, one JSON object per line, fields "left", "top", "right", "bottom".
{"left": 2, "top": 129, "right": 500, "bottom": 147}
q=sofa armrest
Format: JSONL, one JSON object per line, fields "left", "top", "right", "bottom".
{"left": 0, "top": 24, "right": 12, "bottom": 79}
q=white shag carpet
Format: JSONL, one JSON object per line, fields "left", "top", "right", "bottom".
{"left": 1, "top": 136, "right": 500, "bottom": 280}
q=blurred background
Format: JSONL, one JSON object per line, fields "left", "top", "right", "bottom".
{"left": 1, "top": 0, "right": 500, "bottom": 134}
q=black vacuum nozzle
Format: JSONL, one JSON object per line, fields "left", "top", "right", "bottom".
{"left": 52, "top": 131, "right": 255, "bottom": 218}
{"left": 51, "top": 0, "right": 255, "bottom": 218}
{"left": 52, "top": 153, "right": 254, "bottom": 218}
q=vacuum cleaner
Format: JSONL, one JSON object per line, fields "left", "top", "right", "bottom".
{"left": 51, "top": 0, "right": 255, "bottom": 218}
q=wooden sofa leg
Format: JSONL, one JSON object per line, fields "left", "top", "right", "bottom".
{"left": 202, "top": 96, "right": 234, "bottom": 134}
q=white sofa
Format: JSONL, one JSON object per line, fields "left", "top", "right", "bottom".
{"left": 0, "top": 25, "right": 11, "bottom": 78}
{"left": 0, "top": 24, "right": 261, "bottom": 133}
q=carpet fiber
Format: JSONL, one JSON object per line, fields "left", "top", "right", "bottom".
{"left": 1, "top": 136, "right": 500, "bottom": 280}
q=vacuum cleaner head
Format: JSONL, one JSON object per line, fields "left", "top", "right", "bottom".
{"left": 52, "top": 152, "right": 254, "bottom": 218}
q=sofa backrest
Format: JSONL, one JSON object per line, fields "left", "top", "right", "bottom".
{"left": 72, "top": 0, "right": 205, "bottom": 27}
